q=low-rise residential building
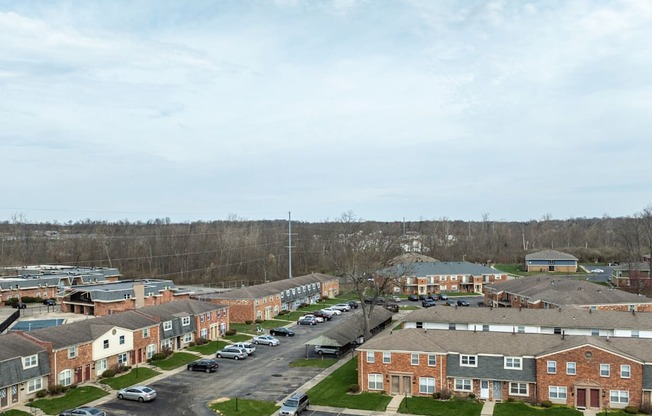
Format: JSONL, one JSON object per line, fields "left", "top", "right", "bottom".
{"left": 194, "top": 273, "right": 339, "bottom": 323}
{"left": 0, "top": 333, "right": 50, "bottom": 411}
{"left": 484, "top": 275, "right": 652, "bottom": 311}
{"left": 525, "top": 250, "right": 578, "bottom": 273}
{"left": 380, "top": 261, "right": 509, "bottom": 295}
{"left": 357, "top": 329, "right": 652, "bottom": 410}
{"left": 611, "top": 262, "right": 651, "bottom": 289}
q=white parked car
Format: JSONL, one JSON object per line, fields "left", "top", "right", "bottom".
{"left": 391, "top": 295, "right": 401, "bottom": 302}
{"left": 252, "top": 335, "right": 280, "bottom": 346}
{"left": 591, "top": 268, "right": 605, "bottom": 273}
{"left": 322, "top": 307, "right": 342, "bottom": 315}
{"left": 319, "top": 309, "right": 336, "bottom": 318}
{"left": 232, "top": 342, "right": 256, "bottom": 355}
{"left": 301, "top": 314, "right": 324, "bottom": 323}
{"left": 333, "top": 303, "right": 351, "bottom": 311}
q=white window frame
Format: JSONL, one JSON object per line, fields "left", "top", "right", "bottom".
{"left": 621, "top": 365, "right": 631, "bottom": 379}
{"left": 411, "top": 353, "right": 419, "bottom": 365}
{"left": 547, "top": 360, "right": 557, "bottom": 374}
{"left": 59, "top": 369, "right": 72, "bottom": 387}
{"left": 103, "top": 339, "right": 109, "bottom": 349}
{"left": 143, "top": 328, "right": 149, "bottom": 338}
{"left": 383, "top": 352, "right": 391, "bottom": 364}
{"left": 368, "top": 374, "right": 383, "bottom": 391}
{"left": 96, "top": 358, "right": 108, "bottom": 374}
{"left": 366, "top": 351, "right": 375, "bottom": 363}
{"left": 118, "top": 353, "right": 128, "bottom": 365}
{"left": 163, "top": 321, "right": 173, "bottom": 331}
{"left": 184, "top": 333, "right": 192, "bottom": 343}
{"left": 504, "top": 357, "right": 522, "bottom": 370}
{"left": 23, "top": 355, "right": 38, "bottom": 369}
{"left": 549, "top": 386, "right": 567, "bottom": 400}
{"left": 454, "top": 378, "right": 472, "bottom": 391}
{"left": 567, "top": 362, "right": 576, "bottom": 375}
{"left": 610, "top": 390, "right": 629, "bottom": 404}
{"left": 182, "top": 316, "right": 191, "bottom": 326}
{"left": 509, "top": 382, "right": 528, "bottom": 396}
{"left": 68, "top": 346, "right": 77, "bottom": 359}
{"left": 460, "top": 355, "right": 477, "bottom": 367}
{"left": 27, "top": 377, "right": 43, "bottom": 393}
{"left": 146, "top": 344, "right": 157, "bottom": 359}
{"left": 419, "top": 377, "right": 435, "bottom": 394}
{"left": 119, "top": 335, "right": 125, "bottom": 345}
{"left": 600, "top": 364, "right": 610, "bottom": 377}
{"left": 428, "top": 354, "right": 437, "bottom": 367}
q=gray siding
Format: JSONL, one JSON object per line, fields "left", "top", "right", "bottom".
{"left": 0, "top": 351, "right": 50, "bottom": 388}
{"left": 643, "top": 365, "right": 652, "bottom": 390}
{"left": 447, "top": 354, "right": 536, "bottom": 383}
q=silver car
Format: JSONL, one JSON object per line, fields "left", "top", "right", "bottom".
{"left": 117, "top": 385, "right": 156, "bottom": 402}
{"left": 216, "top": 346, "right": 248, "bottom": 360}
{"left": 252, "top": 335, "right": 280, "bottom": 346}
{"left": 58, "top": 408, "right": 106, "bottom": 416}
{"left": 232, "top": 342, "right": 256, "bottom": 355}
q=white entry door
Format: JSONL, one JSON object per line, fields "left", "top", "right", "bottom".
{"left": 480, "top": 380, "right": 490, "bottom": 399}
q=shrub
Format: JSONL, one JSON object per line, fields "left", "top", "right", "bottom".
{"left": 255, "top": 319, "right": 263, "bottom": 324}
{"left": 151, "top": 352, "right": 167, "bottom": 361}
{"left": 624, "top": 406, "right": 639, "bottom": 414}
{"left": 162, "top": 347, "right": 173, "bottom": 357}
{"left": 298, "top": 302, "right": 309, "bottom": 308}
{"left": 245, "top": 320, "right": 253, "bottom": 325}
{"left": 278, "top": 310, "right": 289, "bottom": 316}
{"left": 347, "top": 384, "right": 360, "bottom": 393}
{"left": 225, "top": 329, "right": 237, "bottom": 336}
{"left": 320, "top": 295, "right": 330, "bottom": 301}
{"left": 506, "top": 397, "right": 515, "bottom": 402}
{"left": 439, "top": 389, "right": 451, "bottom": 400}
{"left": 640, "top": 402, "right": 652, "bottom": 415}
{"left": 35, "top": 390, "right": 48, "bottom": 398}
{"left": 102, "top": 369, "right": 117, "bottom": 378}
{"left": 188, "top": 342, "right": 196, "bottom": 347}
{"left": 68, "top": 384, "right": 78, "bottom": 390}
{"left": 540, "top": 400, "right": 553, "bottom": 408}
{"left": 47, "top": 385, "right": 67, "bottom": 395}
{"left": 195, "top": 337, "right": 208, "bottom": 345}
{"left": 432, "top": 392, "right": 441, "bottom": 399}
{"left": 468, "top": 393, "right": 476, "bottom": 400}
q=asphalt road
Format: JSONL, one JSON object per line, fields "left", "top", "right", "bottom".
{"left": 99, "top": 311, "right": 360, "bottom": 416}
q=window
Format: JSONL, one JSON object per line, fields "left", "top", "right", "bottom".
{"left": 455, "top": 378, "right": 472, "bottom": 391}
{"left": 547, "top": 361, "right": 557, "bottom": 374}
{"left": 118, "top": 353, "right": 128, "bottom": 365}
{"left": 591, "top": 328, "right": 599, "bottom": 336}
{"left": 611, "top": 390, "right": 629, "bottom": 404}
{"left": 143, "top": 328, "right": 149, "bottom": 338}
{"left": 368, "top": 374, "right": 383, "bottom": 391}
{"left": 600, "top": 364, "right": 610, "bottom": 377}
{"left": 200, "top": 314, "right": 204, "bottom": 323}
{"left": 96, "top": 359, "right": 108, "bottom": 373}
{"left": 119, "top": 335, "right": 125, "bottom": 345}
{"left": 510, "top": 382, "right": 528, "bottom": 396}
{"left": 163, "top": 321, "right": 172, "bottom": 331}
{"left": 449, "top": 323, "right": 456, "bottom": 330}
{"left": 567, "top": 362, "right": 576, "bottom": 375}
{"left": 411, "top": 354, "right": 419, "bottom": 365}
{"left": 632, "top": 330, "right": 639, "bottom": 338}
{"left": 416, "top": 322, "right": 423, "bottom": 329}
{"left": 146, "top": 344, "right": 157, "bottom": 359}
{"left": 549, "top": 386, "right": 567, "bottom": 400}
{"left": 200, "top": 328, "right": 207, "bottom": 339}
{"left": 59, "top": 369, "right": 72, "bottom": 386}
{"left": 366, "top": 351, "right": 375, "bottom": 363}
{"left": 184, "top": 333, "right": 192, "bottom": 343}
{"left": 518, "top": 326, "right": 525, "bottom": 333}
{"left": 428, "top": 354, "right": 437, "bottom": 367}
{"left": 553, "top": 327, "right": 562, "bottom": 335}
{"left": 504, "top": 357, "right": 522, "bottom": 370}
{"left": 482, "top": 325, "right": 489, "bottom": 332}
{"left": 68, "top": 346, "right": 77, "bottom": 359}
{"left": 460, "top": 355, "right": 477, "bottom": 367}
{"left": 206, "top": 312, "right": 211, "bottom": 321}
{"left": 27, "top": 377, "right": 42, "bottom": 393}
{"left": 383, "top": 352, "right": 391, "bottom": 364}
{"left": 621, "top": 365, "right": 631, "bottom": 378}
{"left": 419, "top": 377, "right": 435, "bottom": 394}
{"left": 23, "top": 355, "right": 38, "bottom": 369}
{"left": 182, "top": 316, "right": 191, "bottom": 326}
{"left": 103, "top": 340, "right": 109, "bottom": 349}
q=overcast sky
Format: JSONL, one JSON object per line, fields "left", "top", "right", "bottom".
{"left": 2, "top": 0, "right": 651, "bottom": 224}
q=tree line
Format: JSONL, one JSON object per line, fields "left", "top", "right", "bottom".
{"left": 1, "top": 206, "right": 651, "bottom": 287}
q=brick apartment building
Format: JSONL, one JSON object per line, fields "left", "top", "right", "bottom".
{"left": 524, "top": 250, "right": 578, "bottom": 273}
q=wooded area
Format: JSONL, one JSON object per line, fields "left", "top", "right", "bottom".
{"left": 1, "top": 206, "right": 651, "bottom": 288}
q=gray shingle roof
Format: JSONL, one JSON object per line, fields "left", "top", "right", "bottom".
{"left": 381, "top": 261, "right": 504, "bottom": 277}
{"left": 525, "top": 249, "right": 578, "bottom": 261}
{"left": 308, "top": 308, "right": 394, "bottom": 347}
{"left": 136, "top": 299, "right": 224, "bottom": 320}
{"left": 68, "top": 279, "right": 190, "bottom": 302}
{"left": 199, "top": 273, "right": 338, "bottom": 300}
{"left": 485, "top": 275, "right": 652, "bottom": 306}
{"left": 0, "top": 333, "right": 47, "bottom": 361}
{"left": 403, "top": 305, "right": 652, "bottom": 331}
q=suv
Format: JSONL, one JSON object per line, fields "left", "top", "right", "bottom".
{"left": 279, "top": 392, "right": 309, "bottom": 416}
{"left": 422, "top": 300, "right": 437, "bottom": 308}
{"left": 314, "top": 345, "right": 339, "bottom": 356}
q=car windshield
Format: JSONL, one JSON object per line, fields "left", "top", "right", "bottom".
{"left": 284, "top": 399, "right": 299, "bottom": 407}
{"left": 141, "top": 387, "right": 154, "bottom": 393}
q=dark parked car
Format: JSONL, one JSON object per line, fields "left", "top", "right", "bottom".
{"left": 312, "top": 310, "right": 332, "bottom": 320}
{"left": 347, "top": 300, "right": 359, "bottom": 309}
{"left": 59, "top": 407, "right": 106, "bottom": 416}
{"left": 297, "top": 316, "right": 317, "bottom": 325}
{"left": 422, "top": 300, "right": 437, "bottom": 308}
{"left": 270, "top": 327, "right": 295, "bottom": 337}
{"left": 187, "top": 359, "right": 219, "bottom": 372}
{"left": 446, "top": 300, "right": 457, "bottom": 306}
{"left": 418, "top": 294, "right": 426, "bottom": 301}
{"left": 43, "top": 299, "right": 57, "bottom": 306}
{"left": 13, "top": 302, "right": 27, "bottom": 309}
{"left": 384, "top": 303, "right": 399, "bottom": 312}
{"left": 427, "top": 294, "right": 439, "bottom": 301}
{"left": 364, "top": 297, "right": 386, "bottom": 304}
{"left": 457, "top": 300, "right": 470, "bottom": 306}
{"left": 408, "top": 294, "right": 419, "bottom": 301}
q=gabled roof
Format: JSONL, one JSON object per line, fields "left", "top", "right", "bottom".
{"left": 0, "top": 333, "right": 47, "bottom": 361}
{"left": 198, "top": 273, "right": 338, "bottom": 300}
{"left": 403, "top": 305, "right": 652, "bottom": 332}
{"left": 307, "top": 308, "right": 393, "bottom": 347}
{"left": 358, "top": 329, "right": 652, "bottom": 362}
{"left": 381, "top": 261, "right": 504, "bottom": 278}
{"left": 612, "top": 262, "right": 651, "bottom": 272}
{"left": 525, "top": 249, "right": 578, "bottom": 261}
{"left": 485, "top": 275, "right": 652, "bottom": 306}
{"left": 136, "top": 299, "right": 224, "bottom": 320}
{"left": 66, "top": 279, "right": 191, "bottom": 302}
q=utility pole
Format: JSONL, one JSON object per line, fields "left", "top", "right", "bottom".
{"left": 288, "top": 211, "right": 293, "bottom": 278}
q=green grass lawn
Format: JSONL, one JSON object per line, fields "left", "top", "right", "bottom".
{"left": 398, "top": 396, "right": 482, "bottom": 416}
{"left": 2, "top": 410, "right": 33, "bottom": 416}
{"left": 28, "top": 386, "right": 109, "bottom": 415}
{"left": 150, "top": 351, "right": 199, "bottom": 370}
{"left": 494, "top": 402, "right": 583, "bottom": 416}
{"left": 307, "top": 357, "right": 392, "bottom": 411}
{"left": 494, "top": 264, "right": 527, "bottom": 275}
{"left": 188, "top": 340, "right": 229, "bottom": 355}
{"left": 230, "top": 319, "right": 288, "bottom": 334}
{"left": 399, "top": 305, "right": 420, "bottom": 310}
{"left": 223, "top": 333, "right": 255, "bottom": 343}
{"left": 208, "top": 398, "right": 279, "bottom": 416}
{"left": 99, "top": 366, "right": 161, "bottom": 389}
{"left": 289, "top": 358, "right": 337, "bottom": 368}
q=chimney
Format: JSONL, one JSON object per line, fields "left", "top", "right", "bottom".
{"left": 133, "top": 281, "right": 145, "bottom": 309}
{"left": 562, "top": 330, "right": 565, "bottom": 340}
{"left": 512, "top": 327, "right": 515, "bottom": 335}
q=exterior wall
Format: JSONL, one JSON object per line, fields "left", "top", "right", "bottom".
{"left": 208, "top": 299, "right": 253, "bottom": 323}
{"left": 358, "top": 350, "right": 447, "bottom": 395}
{"left": 1, "top": 286, "right": 59, "bottom": 306}
{"left": 132, "top": 324, "right": 160, "bottom": 364}
{"left": 194, "top": 307, "right": 229, "bottom": 340}
{"left": 92, "top": 327, "right": 134, "bottom": 362}
{"left": 536, "top": 346, "right": 643, "bottom": 410}
{"left": 254, "top": 295, "right": 282, "bottom": 321}
{"left": 50, "top": 342, "right": 95, "bottom": 386}
{"left": 321, "top": 279, "right": 340, "bottom": 299}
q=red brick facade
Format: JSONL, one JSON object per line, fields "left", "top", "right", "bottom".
{"left": 358, "top": 351, "right": 447, "bottom": 395}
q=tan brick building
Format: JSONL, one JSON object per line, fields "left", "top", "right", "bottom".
{"left": 525, "top": 250, "right": 578, "bottom": 273}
